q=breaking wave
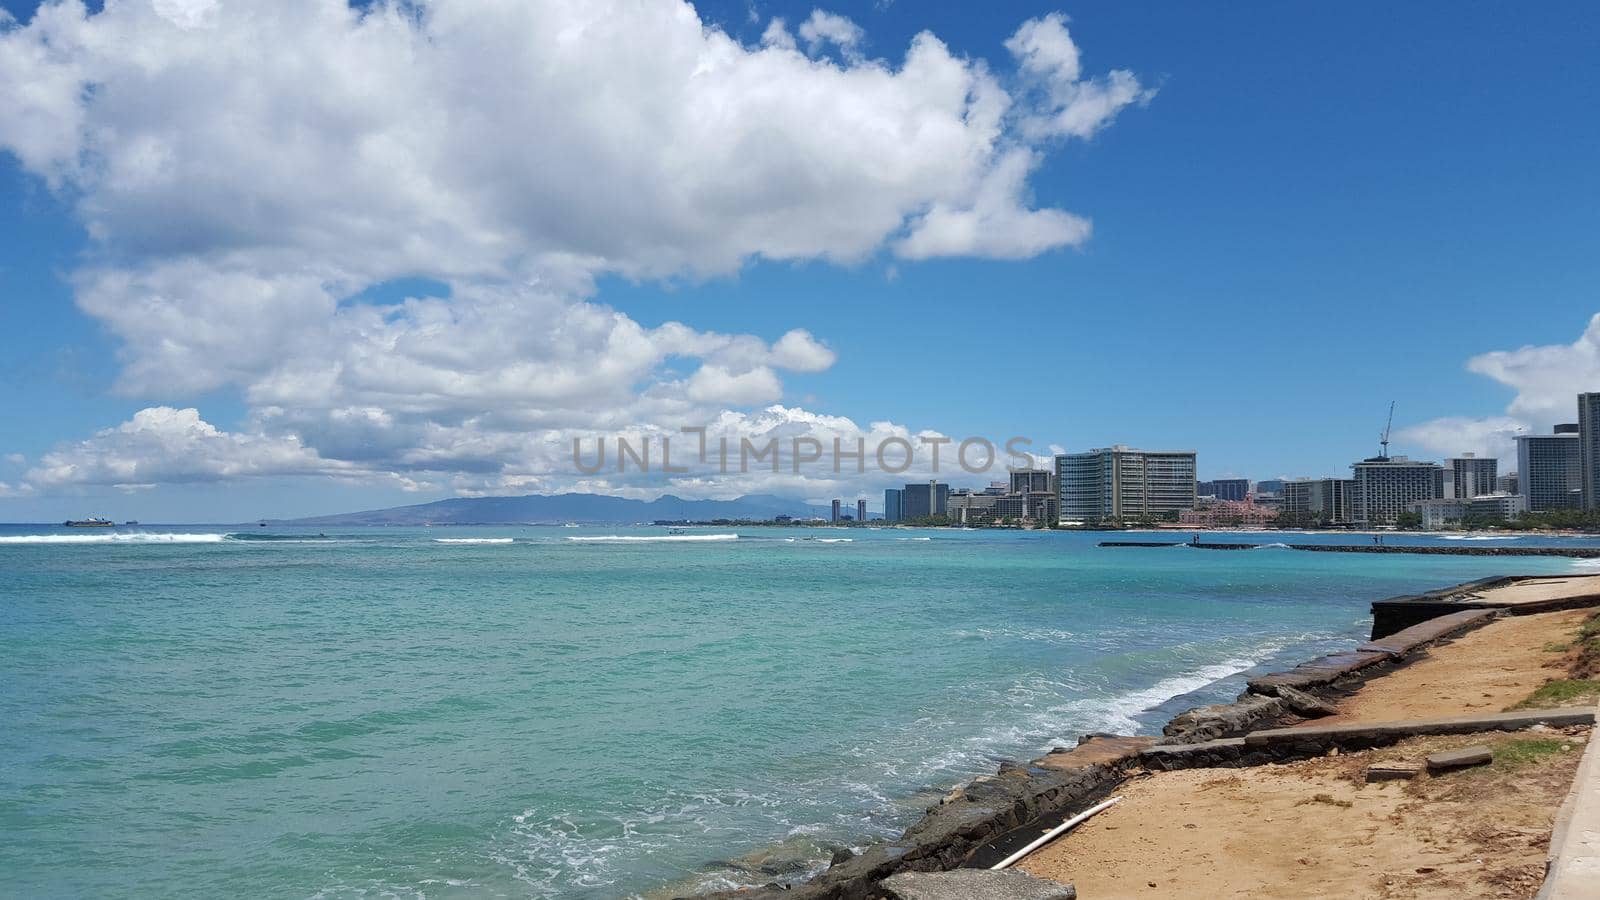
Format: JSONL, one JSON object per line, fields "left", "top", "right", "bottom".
{"left": 432, "top": 537, "right": 515, "bottom": 544}
{"left": 0, "top": 532, "right": 227, "bottom": 545}
{"left": 564, "top": 534, "right": 739, "bottom": 543}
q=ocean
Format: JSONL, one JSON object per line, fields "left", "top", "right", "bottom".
{"left": 1, "top": 524, "right": 1591, "bottom": 898}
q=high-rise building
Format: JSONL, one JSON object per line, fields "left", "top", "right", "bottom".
{"left": 1580, "top": 393, "right": 1600, "bottom": 510}
{"left": 1517, "top": 425, "right": 1582, "bottom": 512}
{"left": 857, "top": 499, "right": 867, "bottom": 523}
{"left": 1497, "top": 472, "right": 1519, "bottom": 495}
{"left": 1282, "top": 477, "right": 1355, "bottom": 525}
{"left": 1010, "top": 468, "right": 1054, "bottom": 495}
{"left": 830, "top": 499, "right": 841, "bottom": 523}
{"left": 901, "top": 481, "right": 949, "bottom": 519}
{"left": 1210, "top": 478, "right": 1249, "bottom": 502}
{"left": 1449, "top": 453, "right": 1498, "bottom": 499}
{"left": 1350, "top": 456, "right": 1443, "bottom": 525}
{"left": 1253, "top": 479, "right": 1286, "bottom": 495}
{"left": 1055, "top": 446, "right": 1197, "bottom": 525}
{"left": 883, "top": 489, "right": 904, "bottom": 523}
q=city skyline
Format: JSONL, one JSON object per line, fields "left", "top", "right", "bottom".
{"left": 2, "top": 1, "right": 1598, "bottom": 522}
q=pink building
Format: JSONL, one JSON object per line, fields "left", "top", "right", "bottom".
{"left": 1179, "top": 500, "right": 1279, "bottom": 526}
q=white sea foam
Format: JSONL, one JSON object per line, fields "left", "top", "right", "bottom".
{"left": 814, "top": 538, "right": 853, "bottom": 543}
{"left": 0, "top": 532, "right": 227, "bottom": 544}
{"left": 1572, "top": 558, "right": 1600, "bottom": 569}
{"left": 564, "top": 534, "right": 738, "bottom": 543}
{"left": 1440, "top": 534, "right": 1521, "bottom": 541}
{"left": 1253, "top": 542, "right": 1291, "bottom": 549}
{"left": 1061, "top": 654, "right": 1276, "bottom": 735}
{"left": 432, "top": 537, "right": 515, "bottom": 544}
{"left": 897, "top": 537, "right": 932, "bottom": 541}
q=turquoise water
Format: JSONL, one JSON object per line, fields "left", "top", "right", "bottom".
{"left": 1, "top": 525, "right": 1590, "bottom": 898}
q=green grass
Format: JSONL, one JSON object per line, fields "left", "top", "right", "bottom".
{"left": 1511, "top": 679, "right": 1600, "bottom": 710}
{"left": 1545, "top": 642, "right": 1573, "bottom": 653}
{"left": 1493, "top": 738, "right": 1575, "bottom": 770}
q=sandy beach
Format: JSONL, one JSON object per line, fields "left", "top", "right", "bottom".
{"left": 1017, "top": 606, "right": 1600, "bottom": 899}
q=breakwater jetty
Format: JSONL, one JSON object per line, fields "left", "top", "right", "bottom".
{"left": 1099, "top": 539, "right": 1600, "bottom": 558}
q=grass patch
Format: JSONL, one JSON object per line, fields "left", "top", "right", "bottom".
{"left": 1545, "top": 642, "right": 1573, "bottom": 653}
{"left": 1493, "top": 738, "right": 1575, "bottom": 770}
{"left": 1511, "top": 679, "right": 1600, "bottom": 709}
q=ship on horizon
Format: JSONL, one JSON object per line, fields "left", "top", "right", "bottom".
{"left": 63, "top": 517, "right": 116, "bottom": 527}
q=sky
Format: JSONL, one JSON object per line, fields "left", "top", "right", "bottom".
{"left": 0, "top": 0, "right": 1597, "bottom": 522}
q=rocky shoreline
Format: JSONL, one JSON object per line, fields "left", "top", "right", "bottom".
{"left": 690, "top": 576, "right": 1596, "bottom": 900}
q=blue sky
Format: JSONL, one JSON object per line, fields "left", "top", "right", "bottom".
{"left": 1, "top": 1, "right": 1597, "bottom": 521}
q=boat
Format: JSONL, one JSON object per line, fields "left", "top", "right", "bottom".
{"left": 63, "top": 517, "right": 115, "bottom": 527}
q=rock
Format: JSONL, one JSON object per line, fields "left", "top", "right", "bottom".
{"left": 880, "top": 869, "right": 1076, "bottom": 900}
{"left": 829, "top": 846, "right": 854, "bottom": 867}
{"left": 1273, "top": 685, "right": 1338, "bottom": 718}
{"left": 1162, "top": 695, "right": 1288, "bottom": 743}
{"left": 1425, "top": 745, "right": 1492, "bottom": 772}
{"left": 1366, "top": 762, "right": 1422, "bottom": 782}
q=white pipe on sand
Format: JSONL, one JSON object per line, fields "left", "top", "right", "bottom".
{"left": 989, "top": 795, "right": 1123, "bottom": 871}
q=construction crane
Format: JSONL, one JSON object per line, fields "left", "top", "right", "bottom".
{"left": 1380, "top": 401, "right": 1395, "bottom": 459}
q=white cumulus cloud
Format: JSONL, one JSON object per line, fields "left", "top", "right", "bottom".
{"left": 0, "top": 0, "right": 1149, "bottom": 499}
{"left": 1397, "top": 314, "right": 1600, "bottom": 464}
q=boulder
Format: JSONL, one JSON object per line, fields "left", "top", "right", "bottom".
{"left": 880, "top": 869, "right": 1077, "bottom": 900}
{"left": 1273, "top": 685, "right": 1339, "bottom": 718}
{"left": 1162, "top": 695, "right": 1288, "bottom": 743}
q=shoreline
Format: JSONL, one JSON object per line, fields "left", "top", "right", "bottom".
{"left": 691, "top": 573, "right": 1600, "bottom": 899}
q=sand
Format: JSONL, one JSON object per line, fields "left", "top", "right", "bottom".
{"left": 1018, "top": 730, "right": 1590, "bottom": 899}
{"left": 1017, "top": 607, "right": 1600, "bottom": 898}
{"left": 1318, "top": 608, "right": 1593, "bottom": 724}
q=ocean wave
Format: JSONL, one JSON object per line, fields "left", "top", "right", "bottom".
{"left": 564, "top": 534, "right": 738, "bottom": 543}
{"left": 1253, "top": 542, "right": 1291, "bottom": 550}
{"left": 814, "top": 538, "right": 853, "bottom": 543}
{"left": 0, "top": 532, "right": 227, "bottom": 545}
{"left": 1060, "top": 650, "right": 1286, "bottom": 735}
{"left": 432, "top": 537, "right": 515, "bottom": 544}
{"left": 896, "top": 537, "right": 933, "bottom": 542}
{"left": 1440, "top": 534, "right": 1521, "bottom": 541}
{"left": 1572, "top": 558, "right": 1600, "bottom": 568}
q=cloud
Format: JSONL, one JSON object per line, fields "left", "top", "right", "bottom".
{"left": 1393, "top": 415, "right": 1526, "bottom": 464}
{"left": 0, "top": 1, "right": 1148, "bottom": 499}
{"left": 24, "top": 407, "right": 367, "bottom": 490}
{"left": 685, "top": 365, "right": 784, "bottom": 405}
{"left": 1396, "top": 315, "right": 1600, "bottom": 463}
{"left": 769, "top": 329, "right": 836, "bottom": 372}
{"left": 1006, "top": 13, "right": 1155, "bottom": 140}
{"left": 896, "top": 148, "right": 1092, "bottom": 260}
{"left": 797, "top": 10, "right": 864, "bottom": 58}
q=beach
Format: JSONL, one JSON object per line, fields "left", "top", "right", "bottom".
{"left": 708, "top": 574, "right": 1600, "bottom": 899}
{"left": 1018, "top": 603, "right": 1600, "bottom": 899}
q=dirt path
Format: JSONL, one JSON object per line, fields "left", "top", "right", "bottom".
{"left": 1018, "top": 730, "right": 1589, "bottom": 899}
{"left": 1320, "top": 608, "right": 1591, "bottom": 724}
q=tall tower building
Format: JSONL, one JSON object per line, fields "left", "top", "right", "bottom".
{"left": 884, "top": 489, "right": 903, "bottom": 523}
{"left": 830, "top": 499, "right": 841, "bottom": 522}
{"left": 1580, "top": 393, "right": 1600, "bottom": 510}
{"left": 1448, "top": 453, "right": 1498, "bottom": 499}
{"left": 1055, "top": 446, "right": 1197, "bottom": 525}
{"left": 1517, "top": 425, "right": 1582, "bottom": 512}
{"left": 857, "top": 499, "right": 867, "bottom": 523}
{"left": 1350, "top": 456, "right": 1443, "bottom": 525}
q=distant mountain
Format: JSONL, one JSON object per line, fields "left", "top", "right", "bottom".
{"left": 277, "top": 492, "right": 820, "bottom": 525}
